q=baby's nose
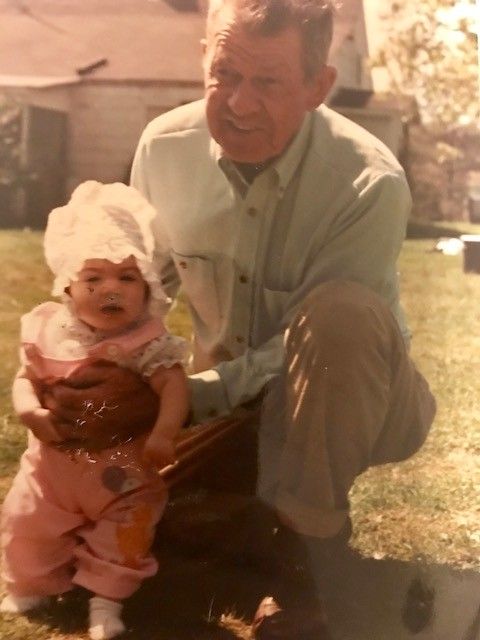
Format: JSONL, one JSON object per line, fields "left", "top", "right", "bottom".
{"left": 104, "top": 290, "right": 120, "bottom": 302}
{"left": 98, "top": 281, "right": 119, "bottom": 297}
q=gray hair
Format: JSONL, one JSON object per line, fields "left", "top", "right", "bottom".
{"left": 205, "top": 0, "right": 335, "bottom": 78}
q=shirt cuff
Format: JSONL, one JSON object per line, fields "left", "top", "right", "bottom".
{"left": 188, "top": 369, "right": 231, "bottom": 423}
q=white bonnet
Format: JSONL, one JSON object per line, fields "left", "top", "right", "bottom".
{"left": 44, "top": 181, "right": 168, "bottom": 313}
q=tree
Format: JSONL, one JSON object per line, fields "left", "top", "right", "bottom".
{"left": 371, "top": 1, "right": 479, "bottom": 220}
{"left": 373, "top": 0, "right": 479, "bottom": 129}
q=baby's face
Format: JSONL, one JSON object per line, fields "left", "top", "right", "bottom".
{"left": 69, "top": 256, "right": 148, "bottom": 332}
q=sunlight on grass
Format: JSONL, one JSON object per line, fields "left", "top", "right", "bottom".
{"left": 350, "top": 239, "right": 480, "bottom": 569}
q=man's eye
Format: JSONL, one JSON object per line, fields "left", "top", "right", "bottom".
{"left": 121, "top": 274, "right": 137, "bottom": 282}
{"left": 85, "top": 276, "right": 100, "bottom": 283}
{"left": 214, "top": 66, "right": 236, "bottom": 82}
{"left": 257, "top": 77, "right": 278, "bottom": 88}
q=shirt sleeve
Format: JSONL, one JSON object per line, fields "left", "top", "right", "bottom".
{"left": 132, "top": 334, "right": 189, "bottom": 378}
{"left": 189, "top": 171, "right": 411, "bottom": 422}
{"left": 130, "top": 134, "right": 181, "bottom": 302}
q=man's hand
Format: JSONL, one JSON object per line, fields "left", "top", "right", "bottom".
{"left": 43, "top": 362, "right": 159, "bottom": 450}
{"left": 143, "top": 432, "right": 176, "bottom": 469}
{"left": 18, "top": 407, "right": 73, "bottom": 444}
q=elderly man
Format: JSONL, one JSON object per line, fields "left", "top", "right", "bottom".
{"left": 47, "top": 0, "right": 436, "bottom": 634}
{"left": 131, "top": 0, "right": 435, "bottom": 533}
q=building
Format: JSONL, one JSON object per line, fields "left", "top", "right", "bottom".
{"left": 0, "top": 0, "right": 408, "bottom": 226}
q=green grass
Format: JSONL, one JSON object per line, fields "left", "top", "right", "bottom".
{"left": 0, "top": 227, "right": 479, "bottom": 637}
{"left": 350, "top": 234, "right": 480, "bottom": 569}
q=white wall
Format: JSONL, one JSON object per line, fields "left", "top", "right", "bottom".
{"left": 335, "top": 106, "right": 404, "bottom": 157}
{"left": 67, "top": 82, "right": 203, "bottom": 193}
{"left": 1, "top": 86, "right": 71, "bottom": 112}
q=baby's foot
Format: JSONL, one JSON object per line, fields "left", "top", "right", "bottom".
{"left": 0, "top": 593, "right": 48, "bottom": 614}
{"left": 89, "top": 596, "right": 126, "bottom": 640}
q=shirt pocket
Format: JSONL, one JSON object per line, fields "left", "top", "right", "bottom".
{"left": 171, "top": 250, "right": 221, "bottom": 332}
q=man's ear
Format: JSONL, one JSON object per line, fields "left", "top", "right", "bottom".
{"left": 306, "top": 65, "right": 337, "bottom": 111}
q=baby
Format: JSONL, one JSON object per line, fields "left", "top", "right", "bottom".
{"left": 0, "top": 182, "right": 190, "bottom": 639}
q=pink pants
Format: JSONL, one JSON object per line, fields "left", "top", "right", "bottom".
{"left": 1, "top": 434, "right": 167, "bottom": 600}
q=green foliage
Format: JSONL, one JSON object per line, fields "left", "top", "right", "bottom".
{"left": 0, "top": 98, "right": 22, "bottom": 187}
{"left": 0, "top": 96, "right": 37, "bottom": 190}
{"left": 373, "top": 0, "right": 479, "bottom": 128}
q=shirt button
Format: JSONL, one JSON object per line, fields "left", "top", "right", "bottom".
{"left": 247, "top": 207, "right": 257, "bottom": 217}
{"left": 235, "top": 336, "right": 245, "bottom": 344}
{"left": 239, "top": 274, "right": 248, "bottom": 284}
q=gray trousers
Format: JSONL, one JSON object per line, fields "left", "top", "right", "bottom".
{"left": 256, "top": 280, "right": 436, "bottom": 539}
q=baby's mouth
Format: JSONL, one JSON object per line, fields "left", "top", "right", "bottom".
{"left": 100, "top": 304, "right": 124, "bottom": 315}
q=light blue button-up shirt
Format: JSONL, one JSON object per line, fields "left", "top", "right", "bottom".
{"left": 131, "top": 100, "right": 411, "bottom": 421}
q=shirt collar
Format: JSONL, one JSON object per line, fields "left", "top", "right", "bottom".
{"left": 210, "top": 112, "right": 313, "bottom": 195}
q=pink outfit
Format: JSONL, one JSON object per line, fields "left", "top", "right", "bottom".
{"left": 1, "top": 302, "right": 187, "bottom": 600}
{"left": 2, "top": 435, "right": 166, "bottom": 600}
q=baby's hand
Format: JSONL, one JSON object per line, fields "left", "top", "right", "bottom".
{"left": 143, "top": 432, "right": 177, "bottom": 469}
{"left": 19, "top": 408, "right": 72, "bottom": 444}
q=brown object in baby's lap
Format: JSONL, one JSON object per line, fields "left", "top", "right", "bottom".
{"left": 44, "top": 362, "right": 158, "bottom": 451}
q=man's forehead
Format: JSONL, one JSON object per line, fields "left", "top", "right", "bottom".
{"left": 208, "top": 21, "right": 301, "bottom": 66}
{"left": 212, "top": 45, "right": 286, "bottom": 74}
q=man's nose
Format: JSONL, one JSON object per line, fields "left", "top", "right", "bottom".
{"left": 227, "top": 80, "right": 259, "bottom": 117}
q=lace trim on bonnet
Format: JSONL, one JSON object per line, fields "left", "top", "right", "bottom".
{"left": 43, "top": 181, "right": 168, "bottom": 315}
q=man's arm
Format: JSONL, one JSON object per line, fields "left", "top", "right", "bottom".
{"left": 189, "top": 172, "right": 411, "bottom": 421}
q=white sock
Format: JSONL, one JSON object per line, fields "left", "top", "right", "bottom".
{"left": 0, "top": 593, "right": 48, "bottom": 614}
{"left": 89, "top": 596, "right": 126, "bottom": 640}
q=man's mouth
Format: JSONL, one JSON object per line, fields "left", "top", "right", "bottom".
{"left": 226, "top": 119, "right": 259, "bottom": 133}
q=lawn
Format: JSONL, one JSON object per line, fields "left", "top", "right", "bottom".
{"left": 0, "top": 226, "right": 479, "bottom": 638}
{"left": 350, "top": 232, "right": 480, "bottom": 569}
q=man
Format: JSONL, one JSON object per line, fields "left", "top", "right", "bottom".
{"left": 47, "top": 0, "right": 436, "bottom": 634}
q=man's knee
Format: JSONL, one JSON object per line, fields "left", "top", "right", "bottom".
{"left": 287, "top": 280, "right": 395, "bottom": 359}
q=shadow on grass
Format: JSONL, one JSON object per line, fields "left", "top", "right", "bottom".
{"left": 7, "top": 524, "right": 480, "bottom": 640}
{"left": 406, "top": 219, "right": 467, "bottom": 239}
{"left": 16, "top": 551, "right": 254, "bottom": 639}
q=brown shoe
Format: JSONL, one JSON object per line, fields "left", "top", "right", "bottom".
{"left": 252, "top": 596, "right": 331, "bottom": 640}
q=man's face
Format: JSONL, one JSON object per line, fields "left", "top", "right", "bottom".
{"left": 203, "top": 12, "right": 335, "bottom": 164}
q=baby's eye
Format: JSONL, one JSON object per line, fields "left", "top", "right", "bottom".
{"left": 120, "top": 274, "right": 137, "bottom": 282}
{"left": 85, "top": 276, "right": 100, "bottom": 283}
